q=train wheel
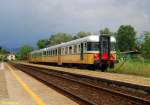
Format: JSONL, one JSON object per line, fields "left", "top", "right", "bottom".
{"left": 101, "top": 64, "right": 108, "bottom": 72}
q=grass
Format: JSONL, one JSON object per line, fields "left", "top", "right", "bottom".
{"left": 108, "top": 59, "right": 150, "bottom": 77}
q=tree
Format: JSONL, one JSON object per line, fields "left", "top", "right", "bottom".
{"left": 0, "top": 46, "right": 9, "bottom": 54}
{"left": 73, "top": 31, "right": 91, "bottom": 39}
{"left": 116, "top": 25, "right": 136, "bottom": 51}
{"left": 48, "top": 32, "right": 72, "bottom": 46}
{"left": 141, "top": 31, "right": 150, "bottom": 58}
{"left": 100, "top": 27, "right": 112, "bottom": 35}
{"left": 37, "top": 39, "right": 49, "bottom": 49}
{"left": 17, "top": 45, "right": 33, "bottom": 60}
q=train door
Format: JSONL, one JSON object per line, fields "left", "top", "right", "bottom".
{"left": 58, "top": 48, "right": 62, "bottom": 65}
{"left": 80, "top": 43, "right": 84, "bottom": 60}
{"left": 100, "top": 35, "right": 110, "bottom": 60}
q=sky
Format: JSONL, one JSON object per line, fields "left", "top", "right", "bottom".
{"left": 0, "top": 0, "right": 150, "bottom": 49}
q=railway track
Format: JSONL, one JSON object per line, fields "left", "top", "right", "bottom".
{"left": 10, "top": 63, "right": 150, "bottom": 105}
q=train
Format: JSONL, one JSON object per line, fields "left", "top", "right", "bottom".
{"left": 28, "top": 35, "right": 117, "bottom": 71}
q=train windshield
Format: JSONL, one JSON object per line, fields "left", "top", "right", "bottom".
{"left": 87, "top": 42, "right": 99, "bottom": 51}
{"left": 87, "top": 42, "right": 116, "bottom": 51}
{"left": 110, "top": 42, "right": 116, "bottom": 51}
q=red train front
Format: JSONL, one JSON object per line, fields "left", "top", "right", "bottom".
{"left": 94, "top": 35, "right": 116, "bottom": 71}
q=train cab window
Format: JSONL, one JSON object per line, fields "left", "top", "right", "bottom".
{"left": 87, "top": 42, "right": 99, "bottom": 51}
{"left": 111, "top": 42, "right": 116, "bottom": 51}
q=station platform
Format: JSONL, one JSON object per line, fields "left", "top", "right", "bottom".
{"left": 16, "top": 62, "right": 150, "bottom": 88}
{"left": 0, "top": 62, "right": 79, "bottom": 105}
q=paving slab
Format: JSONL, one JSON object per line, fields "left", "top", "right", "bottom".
{"left": 4, "top": 63, "right": 79, "bottom": 105}
{"left": 0, "top": 62, "right": 9, "bottom": 101}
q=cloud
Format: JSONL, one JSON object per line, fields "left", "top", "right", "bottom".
{"left": 0, "top": 0, "right": 150, "bottom": 48}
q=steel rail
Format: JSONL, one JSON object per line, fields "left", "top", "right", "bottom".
{"left": 11, "top": 63, "right": 150, "bottom": 105}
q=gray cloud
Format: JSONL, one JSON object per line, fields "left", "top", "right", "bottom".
{"left": 0, "top": 0, "right": 150, "bottom": 48}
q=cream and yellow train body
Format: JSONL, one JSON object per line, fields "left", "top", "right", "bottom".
{"left": 28, "top": 35, "right": 116, "bottom": 68}
{"left": 29, "top": 53, "right": 95, "bottom": 65}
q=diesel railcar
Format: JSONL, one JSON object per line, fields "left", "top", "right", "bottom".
{"left": 28, "top": 35, "right": 116, "bottom": 71}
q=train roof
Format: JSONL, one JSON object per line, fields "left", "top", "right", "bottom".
{"left": 31, "top": 35, "right": 116, "bottom": 54}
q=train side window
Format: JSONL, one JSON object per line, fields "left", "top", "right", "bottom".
{"left": 84, "top": 42, "right": 87, "bottom": 52}
{"left": 50, "top": 50, "right": 51, "bottom": 56}
{"left": 55, "top": 49, "right": 57, "bottom": 55}
{"left": 52, "top": 50, "right": 54, "bottom": 56}
{"left": 47, "top": 50, "right": 48, "bottom": 56}
{"left": 54, "top": 49, "right": 56, "bottom": 55}
{"left": 69, "top": 46, "right": 72, "bottom": 54}
{"left": 61, "top": 48, "right": 62, "bottom": 55}
{"left": 56, "top": 49, "right": 58, "bottom": 55}
{"left": 72, "top": 45, "right": 74, "bottom": 54}
{"left": 46, "top": 51, "right": 47, "bottom": 56}
{"left": 48, "top": 50, "right": 50, "bottom": 56}
{"left": 63, "top": 48, "right": 65, "bottom": 55}
{"left": 50, "top": 50, "right": 52, "bottom": 56}
{"left": 43, "top": 51, "right": 46, "bottom": 56}
{"left": 54, "top": 50, "right": 56, "bottom": 56}
{"left": 49, "top": 50, "right": 51, "bottom": 56}
{"left": 46, "top": 50, "right": 48, "bottom": 56}
{"left": 61, "top": 48, "right": 63, "bottom": 55}
{"left": 53, "top": 50, "right": 54, "bottom": 56}
{"left": 65, "top": 47, "right": 68, "bottom": 55}
{"left": 74, "top": 45, "right": 77, "bottom": 54}
{"left": 51, "top": 50, "right": 53, "bottom": 56}
{"left": 78, "top": 44, "right": 81, "bottom": 53}
{"left": 62, "top": 48, "right": 65, "bottom": 55}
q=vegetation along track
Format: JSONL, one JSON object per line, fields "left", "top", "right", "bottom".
{"left": 10, "top": 63, "right": 150, "bottom": 105}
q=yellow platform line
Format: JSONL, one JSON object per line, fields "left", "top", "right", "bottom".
{"left": 0, "top": 101, "right": 18, "bottom": 104}
{"left": 6, "top": 64, "right": 46, "bottom": 105}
